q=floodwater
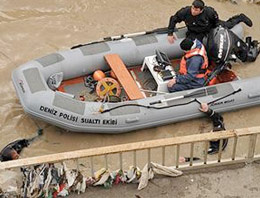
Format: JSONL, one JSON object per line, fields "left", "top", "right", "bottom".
{"left": 0, "top": 0, "right": 260, "bottom": 164}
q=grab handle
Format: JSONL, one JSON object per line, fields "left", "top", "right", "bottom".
{"left": 125, "top": 117, "right": 139, "bottom": 123}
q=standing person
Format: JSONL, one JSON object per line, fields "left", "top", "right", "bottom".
{"left": 199, "top": 103, "right": 228, "bottom": 154}
{"left": 167, "top": 0, "right": 253, "bottom": 43}
{"left": 167, "top": 38, "right": 208, "bottom": 92}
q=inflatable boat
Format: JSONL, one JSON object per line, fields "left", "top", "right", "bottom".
{"left": 12, "top": 24, "right": 260, "bottom": 133}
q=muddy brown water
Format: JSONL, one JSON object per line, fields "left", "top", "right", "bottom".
{"left": 0, "top": 0, "right": 260, "bottom": 169}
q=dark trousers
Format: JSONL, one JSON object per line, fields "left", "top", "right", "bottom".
{"left": 219, "top": 14, "right": 244, "bottom": 29}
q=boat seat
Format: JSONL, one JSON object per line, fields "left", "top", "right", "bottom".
{"left": 104, "top": 54, "right": 145, "bottom": 100}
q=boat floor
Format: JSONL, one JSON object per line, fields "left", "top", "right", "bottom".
{"left": 57, "top": 67, "right": 158, "bottom": 101}
{"left": 57, "top": 59, "right": 237, "bottom": 102}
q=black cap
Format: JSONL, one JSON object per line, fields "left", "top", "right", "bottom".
{"left": 180, "top": 38, "right": 194, "bottom": 51}
{"left": 192, "top": 0, "right": 205, "bottom": 10}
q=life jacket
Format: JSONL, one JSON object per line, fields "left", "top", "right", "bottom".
{"left": 179, "top": 44, "right": 208, "bottom": 79}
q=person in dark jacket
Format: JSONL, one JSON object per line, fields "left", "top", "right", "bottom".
{"left": 168, "top": 38, "right": 208, "bottom": 92}
{"left": 199, "top": 103, "right": 228, "bottom": 154}
{"left": 0, "top": 139, "right": 29, "bottom": 162}
{"left": 168, "top": 0, "right": 253, "bottom": 43}
{"left": 0, "top": 129, "right": 43, "bottom": 162}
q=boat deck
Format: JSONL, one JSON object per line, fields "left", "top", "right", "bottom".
{"left": 57, "top": 58, "right": 236, "bottom": 102}
{"left": 57, "top": 58, "right": 181, "bottom": 102}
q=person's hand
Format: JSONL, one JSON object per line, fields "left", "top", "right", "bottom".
{"left": 199, "top": 103, "right": 209, "bottom": 113}
{"left": 167, "top": 34, "right": 176, "bottom": 44}
{"left": 167, "top": 78, "right": 176, "bottom": 87}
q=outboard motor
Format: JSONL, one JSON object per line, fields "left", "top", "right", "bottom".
{"left": 206, "top": 26, "right": 234, "bottom": 65}
{"left": 207, "top": 25, "right": 260, "bottom": 64}
{"left": 204, "top": 26, "right": 260, "bottom": 86}
{"left": 204, "top": 26, "right": 237, "bottom": 86}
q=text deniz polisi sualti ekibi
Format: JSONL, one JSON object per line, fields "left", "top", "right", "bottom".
{"left": 39, "top": 105, "right": 117, "bottom": 125}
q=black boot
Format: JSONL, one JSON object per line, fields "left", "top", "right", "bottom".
{"left": 239, "top": 14, "right": 253, "bottom": 27}
{"left": 207, "top": 139, "right": 228, "bottom": 155}
{"left": 224, "top": 14, "right": 253, "bottom": 29}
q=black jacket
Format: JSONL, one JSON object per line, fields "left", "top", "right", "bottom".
{"left": 0, "top": 139, "right": 29, "bottom": 162}
{"left": 168, "top": 6, "right": 219, "bottom": 36}
{"left": 205, "top": 108, "right": 225, "bottom": 131}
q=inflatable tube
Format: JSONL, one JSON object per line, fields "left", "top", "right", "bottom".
{"left": 12, "top": 24, "right": 260, "bottom": 134}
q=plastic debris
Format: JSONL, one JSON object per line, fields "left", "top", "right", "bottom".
{"left": 0, "top": 161, "right": 182, "bottom": 197}
{"left": 93, "top": 170, "right": 110, "bottom": 186}
{"left": 138, "top": 162, "right": 183, "bottom": 190}
{"left": 138, "top": 163, "right": 152, "bottom": 190}
{"left": 151, "top": 162, "right": 183, "bottom": 177}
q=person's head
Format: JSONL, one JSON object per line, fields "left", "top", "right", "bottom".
{"left": 191, "top": 0, "right": 204, "bottom": 16}
{"left": 10, "top": 149, "right": 19, "bottom": 160}
{"left": 180, "top": 38, "right": 195, "bottom": 52}
{"left": 1, "top": 147, "right": 19, "bottom": 161}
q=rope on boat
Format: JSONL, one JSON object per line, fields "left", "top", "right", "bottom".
{"left": 207, "top": 88, "right": 242, "bottom": 105}
{"left": 100, "top": 88, "right": 242, "bottom": 114}
{"left": 100, "top": 99, "right": 198, "bottom": 113}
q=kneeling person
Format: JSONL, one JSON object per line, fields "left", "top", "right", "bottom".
{"left": 167, "top": 38, "right": 208, "bottom": 92}
{"left": 199, "top": 103, "right": 228, "bottom": 154}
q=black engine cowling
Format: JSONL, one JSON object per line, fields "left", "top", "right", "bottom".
{"left": 206, "top": 26, "right": 234, "bottom": 65}
{"left": 207, "top": 26, "right": 260, "bottom": 64}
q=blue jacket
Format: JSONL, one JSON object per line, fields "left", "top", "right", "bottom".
{"left": 176, "top": 40, "right": 206, "bottom": 86}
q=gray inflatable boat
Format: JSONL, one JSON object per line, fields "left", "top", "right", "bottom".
{"left": 12, "top": 24, "right": 260, "bottom": 133}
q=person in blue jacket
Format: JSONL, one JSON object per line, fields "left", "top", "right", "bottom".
{"left": 168, "top": 38, "right": 208, "bottom": 92}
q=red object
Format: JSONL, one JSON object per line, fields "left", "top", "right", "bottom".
{"left": 52, "top": 183, "right": 66, "bottom": 198}
{"left": 208, "top": 69, "right": 237, "bottom": 86}
{"left": 114, "top": 174, "right": 121, "bottom": 185}
{"left": 57, "top": 77, "right": 84, "bottom": 92}
{"left": 79, "top": 95, "right": 85, "bottom": 101}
